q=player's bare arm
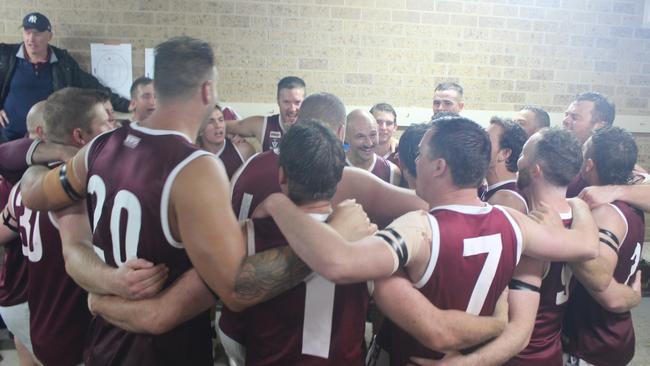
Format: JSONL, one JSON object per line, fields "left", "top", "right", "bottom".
{"left": 569, "top": 204, "right": 622, "bottom": 292}
{"left": 88, "top": 269, "right": 215, "bottom": 335}
{"left": 31, "top": 141, "right": 79, "bottom": 165}
{"left": 588, "top": 271, "right": 643, "bottom": 314}
{"left": 579, "top": 183, "right": 650, "bottom": 212}
{"left": 260, "top": 192, "right": 425, "bottom": 283}
{"left": 234, "top": 139, "right": 256, "bottom": 161}
{"left": 333, "top": 166, "right": 428, "bottom": 228}
{"left": 506, "top": 199, "right": 599, "bottom": 262}
{"left": 20, "top": 143, "right": 90, "bottom": 211}
{"left": 56, "top": 201, "right": 169, "bottom": 299}
{"left": 171, "top": 156, "right": 313, "bottom": 311}
{"left": 374, "top": 271, "right": 508, "bottom": 354}
{"left": 225, "top": 115, "right": 264, "bottom": 140}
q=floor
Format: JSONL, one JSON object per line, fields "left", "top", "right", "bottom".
{"left": 1, "top": 300, "right": 649, "bottom": 365}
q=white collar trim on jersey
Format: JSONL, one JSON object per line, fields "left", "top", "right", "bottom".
{"left": 346, "top": 154, "right": 377, "bottom": 172}
{"left": 559, "top": 210, "right": 572, "bottom": 220}
{"left": 430, "top": 203, "right": 493, "bottom": 215}
{"left": 486, "top": 179, "right": 517, "bottom": 192}
{"left": 308, "top": 212, "right": 330, "bottom": 222}
{"left": 130, "top": 122, "right": 193, "bottom": 143}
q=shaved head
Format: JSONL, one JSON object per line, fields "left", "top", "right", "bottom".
{"left": 26, "top": 100, "right": 47, "bottom": 137}
{"left": 346, "top": 109, "right": 377, "bottom": 137}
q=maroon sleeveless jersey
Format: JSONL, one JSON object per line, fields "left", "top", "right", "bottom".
{"left": 506, "top": 215, "right": 574, "bottom": 366}
{"left": 11, "top": 184, "right": 91, "bottom": 366}
{"left": 481, "top": 180, "right": 528, "bottom": 213}
{"left": 84, "top": 123, "right": 213, "bottom": 366}
{"left": 0, "top": 137, "right": 39, "bottom": 184}
{"left": 231, "top": 150, "right": 281, "bottom": 221}
{"left": 0, "top": 178, "right": 27, "bottom": 306}
{"left": 261, "top": 114, "right": 285, "bottom": 153}
{"left": 378, "top": 204, "right": 522, "bottom": 364}
{"left": 347, "top": 155, "right": 399, "bottom": 185}
{"left": 217, "top": 138, "right": 245, "bottom": 179}
{"left": 563, "top": 201, "right": 645, "bottom": 366}
{"left": 222, "top": 216, "right": 370, "bottom": 365}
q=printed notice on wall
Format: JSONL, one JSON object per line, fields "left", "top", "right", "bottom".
{"left": 90, "top": 43, "right": 133, "bottom": 99}
{"left": 145, "top": 48, "right": 155, "bottom": 78}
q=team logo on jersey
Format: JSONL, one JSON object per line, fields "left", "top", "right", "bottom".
{"left": 269, "top": 131, "right": 281, "bottom": 139}
{"left": 124, "top": 134, "right": 141, "bottom": 149}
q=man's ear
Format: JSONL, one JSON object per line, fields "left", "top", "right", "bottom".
{"left": 201, "top": 80, "right": 214, "bottom": 106}
{"left": 71, "top": 127, "right": 85, "bottom": 147}
{"left": 35, "top": 125, "right": 45, "bottom": 141}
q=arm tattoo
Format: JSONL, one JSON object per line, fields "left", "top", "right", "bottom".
{"left": 234, "top": 246, "right": 311, "bottom": 304}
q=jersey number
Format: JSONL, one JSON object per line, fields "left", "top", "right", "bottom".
{"left": 625, "top": 243, "right": 642, "bottom": 285}
{"left": 88, "top": 175, "right": 142, "bottom": 266}
{"left": 16, "top": 192, "right": 43, "bottom": 262}
{"left": 302, "top": 275, "right": 336, "bottom": 358}
{"left": 463, "top": 234, "right": 503, "bottom": 315}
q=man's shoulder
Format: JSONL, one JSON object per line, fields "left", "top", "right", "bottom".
{"left": 0, "top": 43, "right": 20, "bottom": 59}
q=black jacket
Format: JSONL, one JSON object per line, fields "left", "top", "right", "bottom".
{"left": 0, "top": 43, "right": 130, "bottom": 112}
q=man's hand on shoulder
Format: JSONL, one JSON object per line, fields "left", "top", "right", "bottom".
{"left": 328, "top": 199, "right": 377, "bottom": 241}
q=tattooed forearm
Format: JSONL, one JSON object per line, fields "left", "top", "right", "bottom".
{"left": 234, "top": 246, "right": 312, "bottom": 305}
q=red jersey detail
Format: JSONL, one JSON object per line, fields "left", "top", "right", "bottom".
{"left": 481, "top": 180, "right": 528, "bottom": 213}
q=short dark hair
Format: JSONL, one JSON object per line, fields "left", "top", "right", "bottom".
{"left": 429, "top": 111, "right": 459, "bottom": 123}
{"left": 587, "top": 127, "right": 637, "bottom": 185}
{"left": 154, "top": 37, "right": 214, "bottom": 101}
{"left": 490, "top": 116, "right": 527, "bottom": 173}
{"left": 398, "top": 122, "right": 429, "bottom": 178}
{"left": 279, "top": 119, "right": 346, "bottom": 204}
{"left": 427, "top": 116, "right": 490, "bottom": 188}
{"left": 297, "top": 93, "right": 346, "bottom": 132}
{"left": 575, "top": 92, "right": 615, "bottom": 127}
{"left": 130, "top": 76, "right": 154, "bottom": 99}
{"left": 533, "top": 128, "right": 583, "bottom": 187}
{"left": 520, "top": 105, "right": 550, "bottom": 129}
{"left": 277, "top": 76, "right": 306, "bottom": 98}
{"left": 44, "top": 87, "right": 106, "bottom": 144}
{"left": 434, "top": 82, "right": 463, "bottom": 98}
{"left": 370, "top": 102, "right": 397, "bottom": 123}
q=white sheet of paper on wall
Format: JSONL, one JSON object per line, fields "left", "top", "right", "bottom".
{"left": 145, "top": 48, "right": 155, "bottom": 78}
{"left": 90, "top": 43, "right": 133, "bottom": 99}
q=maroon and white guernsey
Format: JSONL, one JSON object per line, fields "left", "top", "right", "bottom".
{"left": 564, "top": 201, "right": 645, "bottom": 366}
{"left": 481, "top": 179, "right": 529, "bottom": 213}
{"left": 217, "top": 138, "right": 245, "bottom": 179}
{"left": 83, "top": 123, "right": 213, "bottom": 366}
{"left": 346, "top": 154, "right": 400, "bottom": 186}
{"left": 261, "top": 114, "right": 285, "bottom": 153}
{"left": 0, "top": 178, "right": 27, "bottom": 307}
{"left": 376, "top": 204, "right": 522, "bottom": 365}
{"left": 230, "top": 150, "right": 281, "bottom": 221}
{"left": 11, "top": 184, "right": 91, "bottom": 366}
{"left": 221, "top": 215, "right": 370, "bottom": 365}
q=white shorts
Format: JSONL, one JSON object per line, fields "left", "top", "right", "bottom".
{"left": 0, "top": 301, "right": 33, "bottom": 354}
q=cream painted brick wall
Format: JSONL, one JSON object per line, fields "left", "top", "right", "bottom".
{"left": 1, "top": 0, "right": 649, "bottom": 116}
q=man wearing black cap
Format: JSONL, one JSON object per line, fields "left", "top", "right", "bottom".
{"left": 0, "top": 12, "right": 130, "bottom": 141}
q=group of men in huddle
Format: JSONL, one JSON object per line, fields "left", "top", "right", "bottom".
{"left": 0, "top": 35, "right": 646, "bottom": 366}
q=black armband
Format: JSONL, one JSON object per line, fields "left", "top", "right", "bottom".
{"left": 375, "top": 227, "right": 409, "bottom": 268}
{"left": 509, "top": 279, "right": 540, "bottom": 292}
{"left": 599, "top": 228, "right": 620, "bottom": 253}
{"left": 59, "top": 163, "right": 83, "bottom": 201}
{"left": 2, "top": 211, "right": 19, "bottom": 233}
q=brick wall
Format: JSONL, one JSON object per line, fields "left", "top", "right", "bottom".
{"left": 1, "top": 0, "right": 649, "bottom": 116}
